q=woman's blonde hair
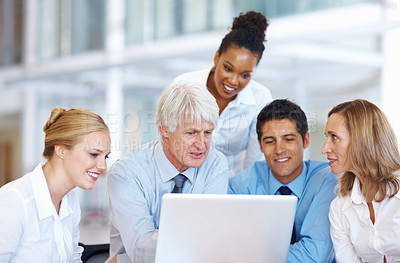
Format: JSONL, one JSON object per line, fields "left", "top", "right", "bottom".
{"left": 328, "top": 99, "right": 400, "bottom": 201}
{"left": 42, "top": 107, "right": 109, "bottom": 160}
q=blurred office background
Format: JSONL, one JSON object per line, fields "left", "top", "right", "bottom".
{"left": 1, "top": 0, "right": 400, "bottom": 243}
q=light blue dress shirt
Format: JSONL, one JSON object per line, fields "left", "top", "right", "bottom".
{"left": 175, "top": 69, "right": 272, "bottom": 176}
{"left": 229, "top": 160, "right": 338, "bottom": 263}
{"left": 108, "top": 141, "right": 229, "bottom": 263}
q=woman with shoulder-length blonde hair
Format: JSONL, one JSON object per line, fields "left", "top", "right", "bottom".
{"left": 0, "top": 107, "right": 111, "bottom": 263}
{"left": 322, "top": 99, "right": 400, "bottom": 263}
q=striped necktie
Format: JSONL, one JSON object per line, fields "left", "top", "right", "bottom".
{"left": 171, "top": 174, "right": 187, "bottom": 193}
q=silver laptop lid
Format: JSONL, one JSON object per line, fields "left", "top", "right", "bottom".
{"left": 155, "top": 193, "right": 297, "bottom": 263}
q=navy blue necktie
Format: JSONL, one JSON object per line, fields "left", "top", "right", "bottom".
{"left": 278, "top": 186, "right": 296, "bottom": 244}
{"left": 172, "top": 174, "right": 187, "bottom": 193}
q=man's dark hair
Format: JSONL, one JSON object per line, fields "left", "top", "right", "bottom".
{"left": 256, "top": 99, "right": 308, "bottom": 142}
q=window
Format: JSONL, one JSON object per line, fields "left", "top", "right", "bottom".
{"left": 0, "top": 0, "right": 23, "bottom": 67}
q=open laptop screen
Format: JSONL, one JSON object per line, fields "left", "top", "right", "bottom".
{"left": 155, "top": 193, "right": 297, "bottom": 263}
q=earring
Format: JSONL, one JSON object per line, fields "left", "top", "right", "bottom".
{"left": 61, "top": 156, "right": 64, "bottom": 160}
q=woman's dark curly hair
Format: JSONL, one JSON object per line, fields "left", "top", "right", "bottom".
{"left": 218, "top": 11, "right": 269, "bottom": 64}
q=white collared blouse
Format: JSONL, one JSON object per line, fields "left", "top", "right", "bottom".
{"left": 0, "top": 164, "right": 83, "bottom": 263}
{"left": 329, "top": 177, "right": 400, "bottom": 263}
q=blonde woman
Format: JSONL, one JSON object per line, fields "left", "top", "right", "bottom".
{"left": 0, "top": 107, "right": 111, "bottom": 262}
{"left": 322, "top": 99, "right": 400, "bottom": 263}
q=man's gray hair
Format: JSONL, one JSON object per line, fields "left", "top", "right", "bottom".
{"left": 155, "top": 80, "right": 219, "bottom": 140}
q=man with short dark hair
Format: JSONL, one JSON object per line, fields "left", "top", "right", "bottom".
{"left": 229, "top": 99, "right": 337, "bottom": 263}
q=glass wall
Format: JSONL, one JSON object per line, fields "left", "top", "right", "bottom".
{"left": 36, "top": 0, "right": 106, "bottom": 61}
{"left": 37, "top": 0, "right": 61, "bottom": 61}
{"left": 235, "top": 0, "right": 378, "bottom": 18}
{"left": 307, "top": 0, "right": 377, "bottom": 11}
{"left": 154, "top": 0, "right": 176, "bottom": 38}
{"left": 32, "top": 79, "right": 107, "bottom": 160}
{"left": 71, "top": 0, "right": 106, "bottom": 54}
{"left": 125, "top": 0, "right": 146, "bottom": 43}
{"left": 0, "top": 0, "right": 379, "bottom": 65}
{"left": 123, "top": 90, "right": 159, "bottom": 152}
{"left": 0, "top": 0, "right": 23, "bottom": 67}
{"left": 125, "top": 0, "right": 379, "bottom": 45}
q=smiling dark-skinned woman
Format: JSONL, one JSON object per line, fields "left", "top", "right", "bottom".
{"left": 175, "top": 11, "right": 272, "bottom": 177}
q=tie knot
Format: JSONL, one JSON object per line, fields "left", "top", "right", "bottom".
{"left": 173, "top": 174, "right": 187, "bottom": 188}
{"left": 278, "top": 186, "right": 292, "bottom": 195}
{"left": 171, "top": 174, "right": 187, "bottom": 193}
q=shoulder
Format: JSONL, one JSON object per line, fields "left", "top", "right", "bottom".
{"left": 118, "top": 141, "right": 157, "bottom": 164}
{"left": 247, "top": 79, "right": 272, "bottom": 100}
{"left": 229, "top": 161, "right": 267, "bottom": 189}
{"left": 110, "top": 142, "right": 158, "bottom": 178}
{"left": 303, "top": 160, "right": 338, "bottom": 193}
{"left": 330, "top": 195, "right": 349, "bottom": 214}
{"left": 0, "top": 169, "right": 34, "bottom": 201}
{"left": 0, "top": 182, "right": 27, "bottom": 207}
{"left": 238, "top": 161, "right": 267, "bottom": 178}
{"left": 204, "top": 146, "right": 228, "bottom": 167}
{"left": 392, "top": 177, "right": 400, "bottom": 199}
{"left": 250, "top": 161, "right": 269, "bottom": 178}
{"left": 238, "top": 79, "right": 272, "bottom": 108}
{"left": 306, "top": 160, "right": 336, "bottom": 181}
{"left": 174, "top": 69, "right": 210, "bottom": 83}
{"left": 0, "top": 172, "right": 35, "bottom": 216}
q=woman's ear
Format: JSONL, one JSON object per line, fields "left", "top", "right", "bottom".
{"left": 213, "top": 50, "right": 220, "bottom": 66}
{"left": 54, "top": 145, "right": 65, "bottom": 160}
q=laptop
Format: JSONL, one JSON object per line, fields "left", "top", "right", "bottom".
{"left": 155, "top": 193, "right": 297, "bottom": 263}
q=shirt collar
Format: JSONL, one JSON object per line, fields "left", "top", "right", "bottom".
{"left": 350, "top": 177, "right": 364, "bottom": 205}
{"left": 58, "top": 191, "right": 75, "bottom": 220}
{"left": 154, "top": 141, "right": 195, "bottom": 183}
{"left": 269, "top": 161, "right": 307, "bottom": 198}
{"left": 30, "top": 163, "right": 74, "bottom": 221}
{"left": 235, "top": 83, "right": 257, "bottom": 106}
{"left": 30, "top": 163, "right": 54, "bottom": 220}
{"left": 347, "top": 177, "right": 400, "bottom": 207}
{"left": 395, "top": 184, "right": 400, "bottom": 199}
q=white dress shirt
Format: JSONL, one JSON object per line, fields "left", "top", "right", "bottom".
{"left": 0, "top": 164, "right": 83, "bottom": 263}
{"left": 175, "top": 68, "right": 272, "bottom": 176}
{"left": 329, "top": 177, "right": 400, "bottom": 263}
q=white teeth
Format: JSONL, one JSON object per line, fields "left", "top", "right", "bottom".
{"left": 276, "top": 158, "right": 289, "bottom": 162}
{"left": 87, "top": 171, "right": 99, "bottom": 178}
{"left": 224, "top": 85, "right": 234, "bottom": 91}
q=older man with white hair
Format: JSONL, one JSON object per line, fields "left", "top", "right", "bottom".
{"left": 107, "top": 80, "right": 229, "bottom": 263}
